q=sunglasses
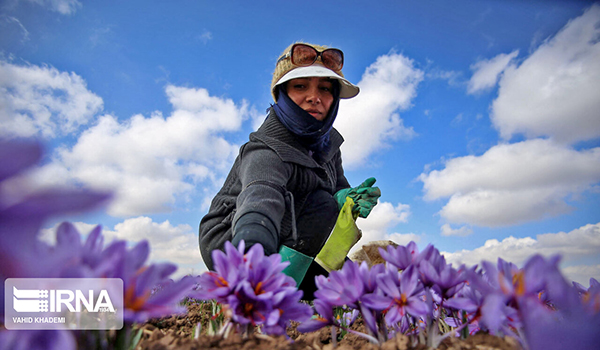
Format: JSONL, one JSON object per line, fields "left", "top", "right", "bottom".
{"left": 277, "top": 44, "right": 344, "bottom": 72}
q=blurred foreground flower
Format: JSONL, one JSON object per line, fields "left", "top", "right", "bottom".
{"left": 0, "top": 140, "right": 111, "bottom": 299}
{"left": 0, "top": 140, "right": 111, "bottom": 350}
{"left": 520, "top": 268, "right": 600, "bottom": 350}
{"left": 0, "top": 139, "right": 197, "bottom": 349}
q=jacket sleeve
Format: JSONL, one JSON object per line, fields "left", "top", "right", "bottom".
{"left": 231, "top": 144, "right": 292, "bottom": 255}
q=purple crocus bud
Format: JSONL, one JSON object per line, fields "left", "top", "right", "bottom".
{"left": 417, "top": 244, "right": 444, "bottom": 268}
{"left": 358, "top": 261, "right": 385, "bottom": 294}
{"left": 573, "top": 278, "right": 600, "bottom": 315}
{"left": 378, "top": 241, "right": 422, "bottom": 270}
{"left": 419, "top": 260, "right": 466, "bottom": 299}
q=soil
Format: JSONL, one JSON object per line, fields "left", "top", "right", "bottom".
{"left": 135, "top": 302, "right": 522, "bottom": 350}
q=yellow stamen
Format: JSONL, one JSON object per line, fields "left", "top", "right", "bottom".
{"left": 254, "top": 281, "right": 264, "bottom": 295}
{"left": 512, "top": 271, "right": 525, "bottom": 296}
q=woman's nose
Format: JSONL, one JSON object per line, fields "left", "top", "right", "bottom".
{"left": 306, "top": 87, "right": 321, "bottom": 104}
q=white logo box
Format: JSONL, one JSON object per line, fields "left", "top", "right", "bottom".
{"left": 5, "top": 278, "right": 123, "bottom": 330}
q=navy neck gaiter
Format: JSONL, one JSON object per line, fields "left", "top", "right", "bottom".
{"left": 271, "top": 82, "right": 340, "bottom": 159}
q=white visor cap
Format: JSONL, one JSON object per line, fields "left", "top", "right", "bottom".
{"left": 274, "top": 65, "right": 360, "bottom": 99}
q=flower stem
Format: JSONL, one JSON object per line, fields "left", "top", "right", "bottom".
{"left": 339, "top": 326, "right": 380, "bottom": 345}
{"left": 332, "top": 325, "right": 338, "bottom": 348}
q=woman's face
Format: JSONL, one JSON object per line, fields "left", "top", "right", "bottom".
{"left": 285, "top": 77, "right": 334, "bottom": 121}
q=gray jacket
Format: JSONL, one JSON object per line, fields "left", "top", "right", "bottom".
{"left": 198, "top": 109, "right": 350, "bottom": 269}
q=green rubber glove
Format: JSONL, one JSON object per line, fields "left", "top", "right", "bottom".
{"left": 333, "top": 177, "right": 381, "bottom": 218}
{"left": 315, "top": 197, "right": 362, "bottom": 272}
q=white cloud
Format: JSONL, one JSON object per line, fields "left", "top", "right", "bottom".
{"left": 0, "top": 60, "right": 103, "bottom": 138}
{"left": 336, "top": 52, "right": 422, "bottom": 168}
{"left": 420, "top": 7, "right": 600, "bottom": 229}
{"left": 24, "top": 0, "right": 82, "bottom": 15}
{"left": 490, "top": 4, "right": 600, "bottom": 143}
{"left": 420, "top": 139, "right": 600, "bottom": 226}
{"left": 0, "top": 15, "right": 30, "bottom": 43}
{"left": 441, "top": 224, "right": 473, "bottom": 237}
{"left": 443, "top": 222, "right": 600, "bottom": 285}
{"left": 467, "top": 50, "right": 519, "bottom": 94}
{"left": 33, "top": 84, "right": 247, "bottom": 217}
{"left": 198, "top": 30, "right": 212, "bottom": 44}
{"left": 350, "top": 201, "right": 416, "bottom": 254}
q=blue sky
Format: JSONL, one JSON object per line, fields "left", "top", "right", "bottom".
{"left": 1, "top": 0, "right": 599, "bottom": 285}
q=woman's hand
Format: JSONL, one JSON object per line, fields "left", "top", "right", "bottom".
{"left": 333, "top": 177, "right": 381, "bottom": 218}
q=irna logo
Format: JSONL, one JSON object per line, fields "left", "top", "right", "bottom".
{"left": 13, "top": 286, "right": 115, "bottom": 313}
{"left": 5, "top": 278, "right": 123, "bottom": 330}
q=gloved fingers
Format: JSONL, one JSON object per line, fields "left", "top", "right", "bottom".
{"left": 353, "top": 198, "right": 378, "bottom": 218}
{"left": 358, "top": 177, "right": 377, "bottom": 189}
{"left": 354, "top": 186, "right": 381, "bottom": 197}
{"left": 356, "top": 205, "right": 373, "bottom": 218}
{"left": 337, "top": 178, "right": 380, "bottom": 211}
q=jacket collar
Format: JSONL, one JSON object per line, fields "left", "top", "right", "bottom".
{"left": 250, "top": 109, "right": 344, "bottom": 167}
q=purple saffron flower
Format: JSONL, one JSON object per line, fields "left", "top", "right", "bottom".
{"left": 193, "top": 241, "right": 295, "bottom": 300}
{"left": 193, "top": 240, "right": 311, "bottom": 335}
{"left": 467, "top": 255, "right": 564, "bottom": 337}
{"left": 263, "top": 287, "right": 313, "bottom": 335}
{"left": 363, "top": 265, "right": 430, "bottom": 326}
{"left": 227, "top": 280, "right": 273, "bottom": 326}
{"left": 193, "top": 240, "right": 252, "bottom": 302}
{"left": 314, "top": 260, "right": 365, "bottom": 308}
{"left": 244, "top": 243, "right": 296, "bottom": 295}
{"left": 520, "top": 271, "right": 600, "bottom": 350}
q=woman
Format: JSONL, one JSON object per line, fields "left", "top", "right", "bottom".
{"left": 198, "top": 42, "right": 380, "bottom": 296}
